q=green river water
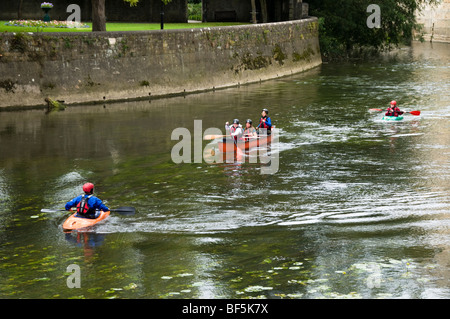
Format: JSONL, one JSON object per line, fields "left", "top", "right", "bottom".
{"left": 0, "top": 42, "right": 449, "bottom": 299}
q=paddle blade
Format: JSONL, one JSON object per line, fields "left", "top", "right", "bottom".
{"left": 204, "top": 134, "right": 226, "bottom": 140}
{"left": 369, "top": 108, "right": 383, "bottom": 112}
{"left": 111, "top": 207, "right": 136, "bottom": 215}
{"left": 409, "top": 110, "right": 421, "bottom": 116}
{"left": 41, "top": 209, "right": 60, "bottom": 213}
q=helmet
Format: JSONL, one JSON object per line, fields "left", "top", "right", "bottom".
{"left": 246, "top": 119, "right": 252, "bottom": 125}
{"left": 262, "top": 108, "right": 269, "bottom": 114}
{"left": 82, "top": 183, "right": 94, "bottom": 194}
{"left": 390, "top": 100, "right": 397, "bottom": 106}
{"left": 233, "top": 119, "right": 239, "bottom": 124}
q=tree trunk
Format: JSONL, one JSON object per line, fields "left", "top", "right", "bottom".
{"left": 259, "top": 0, "right": 268, "bottom": 23}
{"left": 251, "top": 0, "right": 257, "bottom": 24}
{"left": 92, "top": 0, "right": 106, "bottom": 32}
{"left": 18, "top": 0, "right": 24, "bottom": 20}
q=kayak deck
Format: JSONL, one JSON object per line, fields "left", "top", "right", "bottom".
{"left": 382, "top": 115, "right": 404, "bottom": 121}
{"left": 62, "top": 211, "right": 110, "bottom": 231}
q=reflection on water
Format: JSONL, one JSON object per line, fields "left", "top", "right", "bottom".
{"left": 0, "top": 42, "right": 449, "bottom": 298}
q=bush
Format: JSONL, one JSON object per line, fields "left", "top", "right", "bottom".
{"left": 188, "top": 3, "right": 202, "bottom": 21}
{"left": 309, "top": 0, "right": 431, "bottom": 61}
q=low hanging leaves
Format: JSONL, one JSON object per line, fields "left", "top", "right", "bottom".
{"left": 123, "top": 0, "right": 172, "bottom": 6}
{"left": 122, "top": 0, "right": 139, "bottom": 6}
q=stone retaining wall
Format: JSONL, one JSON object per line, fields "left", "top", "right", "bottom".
{"left": 0, "top": 18, "right": 321, "bottom": 108}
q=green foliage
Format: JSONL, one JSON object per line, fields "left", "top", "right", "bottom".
{"left": 123, "top": 0, "right": 172, "bottom": 6}
{"left": 10, "top": 32, "right": 31, "bottom": 53}
{"left": 272, "top": 44, "right": 286, "bottom": 65}
{"left": 309, "top": 0, "right": 439, "bottom": 60}
{"left": 45, "top": 97, "right": 66, "bottom": 111}
{"left": 188, "top": 3, "right": 202, "bottom": 21}
{"left": 123, "top": 0, "right": 139, "bottom": 6}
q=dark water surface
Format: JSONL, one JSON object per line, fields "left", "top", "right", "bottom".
{"left": 0, "top": 42, "right": 449, "bottom": 299}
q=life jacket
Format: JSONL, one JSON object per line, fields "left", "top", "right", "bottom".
{"left": 259, "top": 116, "right": 272, "bottom": 135}
{"left": 385, "top": 107, "right": 403, "bottom": 117}
{"left": 229, "top": 125, "right": 242, "bottom": 141}
{"left": 260, "top": 116, "right": 271, "bottom": 128}
{"left": 243, "top": 127, "right": 256, "bottom": 140}
{"left": 77, "top": 195, "right": 94, "bottom": 216}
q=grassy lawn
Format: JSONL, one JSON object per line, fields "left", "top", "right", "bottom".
{"left": 0, "top": 21, "right": 247, "bottom": 33}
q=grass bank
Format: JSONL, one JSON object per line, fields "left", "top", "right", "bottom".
{"left": 0, "top": 21, "right": 247, "bottom": 33}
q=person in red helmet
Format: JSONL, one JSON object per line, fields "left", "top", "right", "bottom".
{"left": 65, "top": 183, "right": 109, "bottom": 219}
{"left": 385, "top": 100, "right": 404, "bottom": 117}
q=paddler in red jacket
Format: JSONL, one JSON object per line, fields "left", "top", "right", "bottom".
{"left": 385, "top": 100, "right": 404, "bottom": 117}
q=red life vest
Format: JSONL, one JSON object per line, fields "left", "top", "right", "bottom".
{"left": 229, "top": 125, "right": 243, "bottom": 141}
{"left": 259, "top": 117, "right": 269, "bottom": 129}
{"left": 77, "top": 195, "right": 94, "bottom": 215}
{"left": 385, "top": 107, "right": 404, "bottom": 117}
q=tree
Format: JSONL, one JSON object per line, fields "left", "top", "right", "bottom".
{"left": 18, "top": 0, "right": 24, "bottom": 20}
{"left": 251, "top": 0, "right": 257, "bottom": 24}
{"left": 259, "top": 0, "right": 268, "bottom": 23}
{"left": 308, "top": 0, "right": 439, "bottom": 60}
{"left": 92, "top": 0, "right": 106, "bottom": 31}
{"left": 91, "top": 0, "right": 172, "bottom": 32}
{"left": 250, "top": 0, "right": 268, "bottom": 24}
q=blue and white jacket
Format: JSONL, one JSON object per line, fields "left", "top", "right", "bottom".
{"left": 65, "top": 194, "right": 109, "bottom": 212}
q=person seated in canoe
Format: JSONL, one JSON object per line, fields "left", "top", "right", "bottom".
{"left": 258, "top": 108, "right": 272, "bottom": 135}
{"left": 243, "top": 119, "right": 257, "bottom": 140}
{"left": 65, "top": 183, "right": 109, "bottom": 219}
{"left": 385, "top": 100, "right": 404, "bottom": 117}
{"left": 225, "top": 119, "right": 244, "bottom": 141}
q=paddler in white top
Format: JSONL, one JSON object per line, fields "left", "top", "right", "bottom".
{"left": 225, "top": 119, "right": 244, "bottom": 141}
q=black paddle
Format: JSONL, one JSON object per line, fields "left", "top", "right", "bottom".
{"left": 110, "top": 206, "right": 136, "bottom": 215}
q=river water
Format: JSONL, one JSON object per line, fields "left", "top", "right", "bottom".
{"left": 0, "top": 42, "right": 448, "bottom": 299}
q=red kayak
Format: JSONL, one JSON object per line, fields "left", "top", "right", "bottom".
{"left": 217, "top": 135, "right": 272, "bottom": 153}
{"left": 62, "top": 211, "right": 110, "bottom": 231}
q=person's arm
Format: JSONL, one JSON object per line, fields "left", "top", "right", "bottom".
{"left": 265, "top": 117, "right": 272, "bottom": 128}
{"left": 65, "top": 196, "right": 80, "bottom": 211}
{"left": 93, "top": 197, "right": 109, "bottom": 212}
{"left": 231, "top": 127, "right": 244, "bottom": 137}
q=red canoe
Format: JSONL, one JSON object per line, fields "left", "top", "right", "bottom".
{"left": 217, "top": 135, "right": 272, "bottom": 153}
